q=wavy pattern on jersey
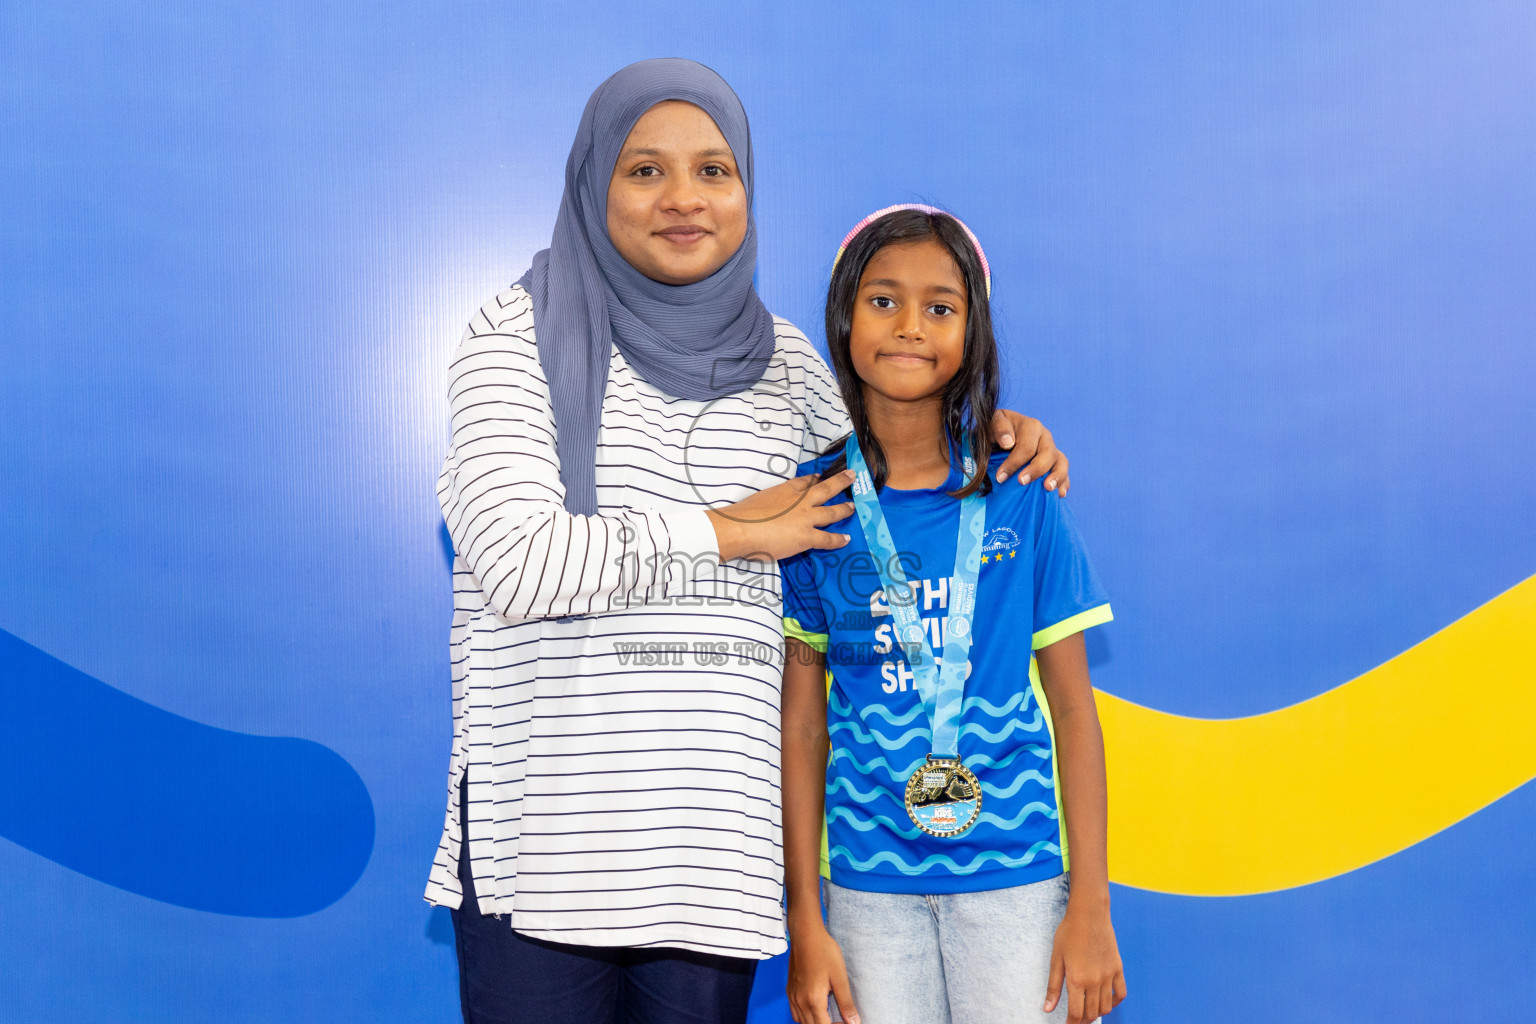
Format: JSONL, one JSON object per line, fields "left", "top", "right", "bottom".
{"left": 981, "top": 769, "right": 1055, "bottom": 799}
{"left": 0, "top": 628, "right": 375, "bottom": 916}
{"left": 967, "top": 708, "right": 1045, "bottom": 744}
{"left": 828, "top": 720, "right": 930, "bottom": 751}
{"left": 827, "top": 775, "right": 891, "bottom": 804}
{"left": 830, "top": 840, "right": 1061, "bottom": 875}
{"left": 828, "top": 806, "right": 922, "bottom": 839}
{"left": 963, "top": 692, "right": 1028, "bottom": 718}
{"left": 830, "top": 744, "right": 1052, "bottom": 781}
{"left": 825, "top": 760, "right": 1055, "bottom": 814}
{"left": 830, "top": 689, "right": 926, "bottom": 728}
{"left": 1101, "top": 573, "right": 1536, "bottom": 895}
{"left": 829, "top": 686, "right": 1037, "bottom": 733}
{"left": 976, "top": 802, "right": 1058, "bottom": 829}
{"left": 831, "top": 747, "right": 925, "bottom": 782}
{"left": 967, "top": 745, "right": 1051, "bottom": 771}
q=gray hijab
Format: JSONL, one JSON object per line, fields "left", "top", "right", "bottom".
{"left": 518, "top": 58, "right": 775, "bottom": 516}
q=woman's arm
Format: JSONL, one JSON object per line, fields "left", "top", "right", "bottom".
{"left": 782, "top": 638, "right": 859, "bottom": 1024}
{"left": 439, "top": 318, "right": 717, "bottom": 621}
{"left": 1035, "top": 632, "right": 1127, "bottom": 1024}
{"left": 441, "top": 305, "right": 852, "bottom": 620}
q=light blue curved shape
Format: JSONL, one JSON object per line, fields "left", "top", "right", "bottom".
{"left": 830, "top": 688, "right": 927, "bottom": 728}
{"left": 830, "top": 748, "right": 925, "bottom": 781}
{"left": 858, "top": 702, "right": 927, "bottom": 728}
{"left": 830, "top": 690, "right": 1035, "bottom": 733}
{"left": 828, "top": 806, "right": 922, "bottom": 839}
{"left": 828, "top": 720, "right": 930, "bottom": 751}
{"left": 967, "top": 708, "right": 1045, "bottom": 744}
{"left": 828, "top": 840, "right": 1061, "bottom": 875}
{"left": 967, "top": 745, "right": 1050, "bottom": 770}
{"left": 976, "top": 802, "right": 1058, "bottom": 829}
{"left": 980, "top": 769, "right": 1055, "bottom": 799}
{"left": 826, "top": 775, "right": 892, "bottom": 804}
{"left": 962, "top": 692, "right": 1027, "bottom": 718}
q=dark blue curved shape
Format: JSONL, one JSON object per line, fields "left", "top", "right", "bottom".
{"left": 0, "top": 628, "right": 374, "bottom": 917}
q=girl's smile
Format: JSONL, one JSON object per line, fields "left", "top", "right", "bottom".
{"left": 877, "top": 351, "right": 937, "bottom": 366}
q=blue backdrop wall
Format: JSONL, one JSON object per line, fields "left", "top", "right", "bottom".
{"left": 2, "top": 2, "right": 1533, "bottom": 1021}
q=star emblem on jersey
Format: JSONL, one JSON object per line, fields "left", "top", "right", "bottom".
{"left": 982, "top": 526, "right": 1020, "bottom": 566}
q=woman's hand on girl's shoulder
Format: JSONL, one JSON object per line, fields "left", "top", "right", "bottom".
{"left": 1044, "top": 899, "right": 1126, "bottom": 1024}
{"left": 990, "top": 410, "right": 1070, "bottom": 494}
{"left": 708, "top": 471, "right": 855, "bottom": 562}
{"left": 787, "top": 921, "right": 860, "bottom": 1024}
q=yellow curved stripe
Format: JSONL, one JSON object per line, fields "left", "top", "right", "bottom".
{"left": 1100, "top": 573, "right": 1536, "bottom": 896}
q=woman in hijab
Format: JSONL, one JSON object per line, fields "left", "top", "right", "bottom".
{"left": 425, "top": 58, "right": 1071, "bottom": 1024}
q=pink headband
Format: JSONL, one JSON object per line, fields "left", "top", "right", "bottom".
{"left": 832, "top": 203, "right": 992, "bottom": 297}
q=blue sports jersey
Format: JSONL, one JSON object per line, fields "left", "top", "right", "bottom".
{"left": 781, "top": 444, "right": 1112, "bottom": 895}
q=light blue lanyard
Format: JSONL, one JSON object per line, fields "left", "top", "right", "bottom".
{"left": 845, "top": 433, "right": 986, "bottom": 760}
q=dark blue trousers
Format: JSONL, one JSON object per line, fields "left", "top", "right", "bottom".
{"left": 450, "top": 787, "right": 757, "bottom": 1024}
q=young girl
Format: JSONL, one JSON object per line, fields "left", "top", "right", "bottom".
{"left": 780, "top": 206, "right": 1127, "bottom": 1024}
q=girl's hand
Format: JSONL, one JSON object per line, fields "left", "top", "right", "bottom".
{"left": 707, "top": 471, "right": 855, "bottom": 562}
{"left": 990, "top": 409, "right": 1071, "bottom": 493}
{"left": 1044, "top": 901, "right": 1126, "bottom": 1023}
{"left": 787, "top": 922, "right": 860, "bottom": 1024}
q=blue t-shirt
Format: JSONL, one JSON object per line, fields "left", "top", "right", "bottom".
{"left": 780, "top": 445, "right": 1112, "bottom": 895}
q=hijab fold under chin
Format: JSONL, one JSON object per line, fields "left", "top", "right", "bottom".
{"left": 517, "top": 58, "right": 776, "bottom": 517}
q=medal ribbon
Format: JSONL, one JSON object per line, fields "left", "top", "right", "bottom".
{"left": 845, "top": 433, "right": 986, "bottom": 760}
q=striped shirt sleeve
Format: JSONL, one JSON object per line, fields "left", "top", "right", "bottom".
{"left": 437, "top": 292, "right": 720, "bottom": 622}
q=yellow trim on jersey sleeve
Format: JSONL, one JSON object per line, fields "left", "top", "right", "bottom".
{"left": 784, "top": 617, "right": 829, "bottom": 653}
{"left": 1032, "top": 604, "right": 1114, "bottom": 651}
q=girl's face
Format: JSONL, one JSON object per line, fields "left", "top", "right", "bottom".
{"left": 849, "top": 238, "right": 969, "bottom": 406}
{"left": 606, "top": 101, "right": 749, "bottom": 286}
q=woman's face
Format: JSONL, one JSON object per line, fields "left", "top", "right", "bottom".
{"left": 849, "top": 238, "right": 969, "bottom": 406}
{"left": 606, "top": 101, "right": 749, "bottom": 286}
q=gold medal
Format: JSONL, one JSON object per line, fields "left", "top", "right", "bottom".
{"left": 904, "top": 756, "right": 982, "bottom": 838}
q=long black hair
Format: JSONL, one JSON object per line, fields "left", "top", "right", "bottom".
{"left": 822, "top": 208, "right": 1000, "bottom": 498}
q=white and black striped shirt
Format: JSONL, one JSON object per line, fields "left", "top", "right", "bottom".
{"left": 424, "top": 284, "right": 849, "bottom": 958}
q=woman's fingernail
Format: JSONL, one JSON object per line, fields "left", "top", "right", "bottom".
{"left": 1019, "top": 474, "right": 1030, "bottom": 485}
{"left": 995, "top": 469, "right": 1008, "bottom": 482}
{"left": 1046, "top": 479, "right": 1056, "bottom": 490}
{"left": 1000, "top": 433, "right": 1014, "bottom": 447}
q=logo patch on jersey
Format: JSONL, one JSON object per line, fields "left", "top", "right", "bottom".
{"left": 982, "top": 526, "right": 1019, "bottom": 565}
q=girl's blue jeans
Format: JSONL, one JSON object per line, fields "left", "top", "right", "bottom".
{"left": 825, "top": 873, "right": 1071, "bottom": 1024}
